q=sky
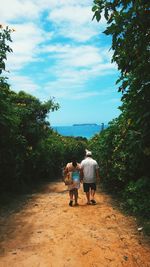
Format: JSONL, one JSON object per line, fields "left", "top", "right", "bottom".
{"left": 0, "top": 0, "right": 122, "bottom": 126}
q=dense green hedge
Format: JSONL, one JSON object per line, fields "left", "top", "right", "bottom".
{"left": 88, "top": 117, "right": 150, "bottom": 217}
{"left": 0, "top": 83, "right": 87, "bottom": 192}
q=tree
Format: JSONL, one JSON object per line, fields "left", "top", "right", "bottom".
{"left": 0, "top": 26, "right": 60, "bottom": 191}
{"left": 91, "top": 0, "right": 150, "bottom": 216}
{"left": 92, "top": 0, "right": 150, "bottom": 172}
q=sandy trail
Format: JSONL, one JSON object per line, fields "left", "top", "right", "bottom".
{"left": 0, "top": 181, "right": 149, "bottom": 267}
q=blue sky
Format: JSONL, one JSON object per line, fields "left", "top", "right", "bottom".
{"left": 0, "top": 0, "right": 121, "bottom": 126}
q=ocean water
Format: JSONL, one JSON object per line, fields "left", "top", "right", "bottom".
{"left": 52, "top": 124, "right": 107, "bottom": 139}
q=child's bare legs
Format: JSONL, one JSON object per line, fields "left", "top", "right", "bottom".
{"left": 69, "top": 190, "right": 73, "bottom": 206}
{"left": 69, "top": 189, "right": 79, "bottom": 206}
{"left": 74, "top": 189, "right": 78, "bottom": 205}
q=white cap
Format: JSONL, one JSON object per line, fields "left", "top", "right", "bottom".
{"left": 86, "top": 150, "right": 92, "bottom": 156}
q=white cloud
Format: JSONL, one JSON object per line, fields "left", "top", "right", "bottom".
{"left": 6, "top": 23, "right": 51, "bottom": 71}
{"left": 0, "top": 0, "right": 94, "bottom": 23}
{"left": 0, "top": 0, "right": 104, "bottom": 43}
{"left": 1, "top": 0, "right": 106, "bottom": 84}
{"left": 42, "top": 63, "right": 117, "bottom": 101}
{"left": 9, "top": 74, "right": 40, "bottom": 94}
{"left": 36, "top": 42, "right": 117, "bottom": 100}
{"left": 43, "top": 82, "right": 102, "bottom": 100}
{"left": 0, "top": 0, "right": 40, "bottom": 22}
{"left": 43, "top": 43, "right": 116, "bottom": 82}
{"left": 42, "top": 43, "right": 114, "bottom": 69}
{"left": 49, "top": 6, "right": 92, "bottom": 25}
{"left": 86, "top": 62, "right": 117, "bottom": 76}
{"left": 48, "top": 4, "right": 106, "bottom": 42}
{"left": 49, "top": 45, "right": 103, "bottom": 67}
{"left": 36, "top": 0, "right": 93, "bottom": 9}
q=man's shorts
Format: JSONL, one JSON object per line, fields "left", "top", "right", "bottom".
{"left": 83, "top": 183, "right": 96, "bottom": 192}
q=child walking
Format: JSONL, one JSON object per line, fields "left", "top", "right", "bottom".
{"left": 64, "top": 157, "right": 81, "bottom": 207}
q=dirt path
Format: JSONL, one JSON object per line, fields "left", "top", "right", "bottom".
{"left": 0, "top": 181, "right": 149, "bottom": 267}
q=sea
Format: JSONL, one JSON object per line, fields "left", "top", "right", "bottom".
{"left": 52, "top": 124, "right": 107, "bottom": 139}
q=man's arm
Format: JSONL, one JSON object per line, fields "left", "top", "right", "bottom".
{"left": 80, "top": 168, "right": 84, "bottom": 183}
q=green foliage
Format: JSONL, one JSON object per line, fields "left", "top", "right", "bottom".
{"left": 124, "top": 177, "right": 150, "bottom": 217}
{"left": 0, "top": 25, "right": 87, "bottom": 192}
{"left": 0, "top": 86, "right": 60, "bottom": 191}
{"left": 0, "top": 25, "right": 13, "bottom": 77}
{"left": 0, "top": 26, "right": 61, "bottom": 191}
{"left": 91, "top": 0, "right": 150, "bottom": 218}
{"left": 61, "top": 136, "right": 86, "bottom": 165}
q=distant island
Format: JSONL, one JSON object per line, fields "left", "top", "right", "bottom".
{"left": 73, "top": 123, "right": 98, "bottom": 126}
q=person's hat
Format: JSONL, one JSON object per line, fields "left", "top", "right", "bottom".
{"left": 86, "top": 150, "right": 92, "bottom": 156}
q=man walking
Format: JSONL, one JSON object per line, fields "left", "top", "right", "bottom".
{"left": 80, "top": 150, "right": 99, "bottom": 205}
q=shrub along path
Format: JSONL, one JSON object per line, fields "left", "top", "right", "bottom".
{"left": 0, "top": 181, "right": 149, "bottom": 267}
